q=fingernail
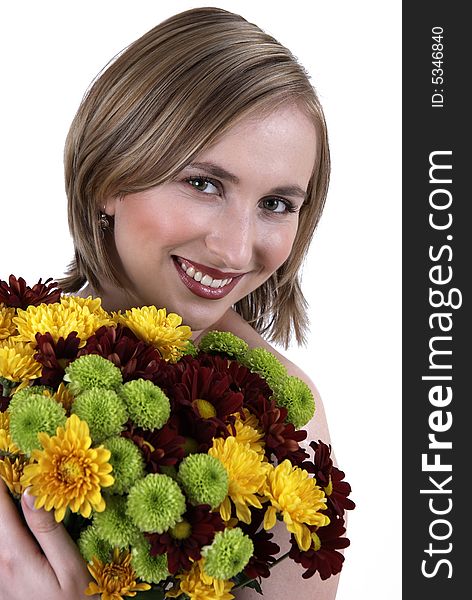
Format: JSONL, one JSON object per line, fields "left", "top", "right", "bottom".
{"left": 23, "top": 487, "right": 37, "bottom": 510}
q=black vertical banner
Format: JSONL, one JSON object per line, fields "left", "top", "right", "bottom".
{"left": 403, "top": 2, "right": 470, "bottom": 598}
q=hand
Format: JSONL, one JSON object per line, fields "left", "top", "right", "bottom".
{"left": 0, "top": 479, "right": 99, "bottom": 600}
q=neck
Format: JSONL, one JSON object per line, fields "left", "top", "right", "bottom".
{"left": 76, "top": 282, "right": 137, "bottom": 313}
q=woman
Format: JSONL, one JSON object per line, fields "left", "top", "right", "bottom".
{"left": 0, "top": 7, "right": 340, "bottom": 599}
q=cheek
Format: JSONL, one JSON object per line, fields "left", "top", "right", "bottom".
{"left": 260, "top": 223, "right": 298, "bottom": 272}
{"left": 113, "top": 198, "right": 201, "bottom": 254}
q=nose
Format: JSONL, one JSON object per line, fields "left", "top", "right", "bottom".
{"left": 204, "top": 206, "right": 256, "bottom": 271}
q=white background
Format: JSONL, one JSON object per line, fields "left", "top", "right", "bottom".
{"left": 0, "top": 1, "right": 401, "bottom": 598}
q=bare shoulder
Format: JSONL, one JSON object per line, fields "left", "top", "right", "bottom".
{"left": 203, "top": 309, "right": 333, "bottom": 447}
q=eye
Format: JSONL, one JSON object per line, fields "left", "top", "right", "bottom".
{"left": 186, "top": 176, "right": 219, "bottom": 194}
{"left": 261, "top": 197, "right": 296, "bottom": 214}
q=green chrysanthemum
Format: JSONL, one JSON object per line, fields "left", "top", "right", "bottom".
{"left": 202, "top": 527, "right": 254, "bottom": 580}
{"left": 8, "top": 392, "right": 66, "bottom": 454}
{"left": 103, "top": 437, "right": 145, "bottom": 495}
{"left": 120, "top": 379, "right": 170, "bottom": 430}
{"left": 198, "top": 330, "right": 249, "bottom": 359}
{"left": 64, "top": 354, "right": 123, "bottom": 395}
{"left": 8, "top": 385, "right": 55, "bottom": 410}
{"left": 241, "top": 347, "right": 287, "bottom": 390}
{"left": 78, "top": 524, "right": 113, "bottom": 563}
{"left": 178, "top": 453, "right": 228, "bottom": 509}
{"left": 93, "top": 495, "right": 140, "bottom": 548}
{"left": 275, "top": 375, "right": 315, "bottom": 428}
{"left": 131, "top": 535, "right": 170, "bottom": 584}
{"left": 182, "top": 340, "right": 199, "bottom": 358}
{"left": 71, "top": 388, "right": 127, "bottom": 442}
{"left": 127, "top": 473, "right": 186, "bottom": 534}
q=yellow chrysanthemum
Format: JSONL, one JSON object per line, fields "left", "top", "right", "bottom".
{"left": 54, "top": 382, "right": 75, "bottom": 413}
{"left": 168, "top": 559, "right": 235, "bottom": 600}
{"left": 13, "top": 296, "right": 113, "bottom": 347}
{"left": 60, "top": 294, "right": 110, "bottom": 317}
{"left": 209, "top": 436, "right": 269, "bottom": 524}
{"left": 0, "top": 455, "right": 33, "bottom": 497}
{"left": 0, "top": 304, "right": 16, "bottom": 340}
{"left": 229, "top": 410, "right": 265, "bottom": 455}
{"left": 21, "top": 414, "right": 114, "bottom": 522}
{"left": 0, "top": 411, "right": 20, "bottom": 453}
{"left": 0, "top": 339, "right": 41, "bottom": 388}
{"left": 263, "top": 459, "right": 330, "bottom": 551}
{"left": 85, "top": 547, "right": 151, "bottom": 599}
{"left": 0, "top": 410, "right": 32, "bottom": 497}
{"left": 114, "top": 306, "right": 192, "bottom": 362}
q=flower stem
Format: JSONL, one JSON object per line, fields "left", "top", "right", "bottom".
{"left": 232, "top": 551, "right": 291, "bottom": 590}
{"left": 269, "top": 550, "right": 291, "bottom": 569}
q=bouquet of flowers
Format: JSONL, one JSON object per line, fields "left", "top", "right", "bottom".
{"left": 0, "top": 275, "right": 355, "bottom": 599}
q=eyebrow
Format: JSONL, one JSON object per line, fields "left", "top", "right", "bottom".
{"left": 185, "top": 161, "right": 307, "bottom": 201}
{"left": 186, "top": 162, "right": 240, "bottom": 185}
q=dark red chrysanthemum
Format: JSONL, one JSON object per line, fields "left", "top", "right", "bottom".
{"left": 289, "top": 517, "right": 350, "bottom": 580}
{"left": 197, "top": 353, "right": 273, "bottom": 404}
{"left": 326, "top": 468, "right": 356, "bottom": 518}
{"left": 168, "top": 359, "right": 244, "bottom": 450}
{"left": 173, "top": 410, "right": 229, "bottom": 454}
{"left": 145, "top": 504, "right": 225, "bottom": 574}
{"left": 239, "top": 508, "right": 280, "bottom": 580}
{"left": 0, "top": 275, "right": 61, "bottom": 309}
{"left": 149, "top": 355, "right": 184, "bottom": 394}
{"left": 302, "top": 440, "right": 332, "bottom": 485}
{"left": 303, "top": 441, "right": 356, "bottom": 517}
{"left": 34, "top": 332, "right": 81, "bottom": 388}
{"left": 247, "top": 394, "right": 308, "bottom": 466}
{"left": 0, "top": 397, "right": 10, "bottom": 412}
{"left": 122, "top": 418, "right": 186, "bottom": 473}
{"left": 78, "top": 325, "right": 164, "bottom": 382}
{"left": 172, "top": 358, "right": 244, "bottom": 417}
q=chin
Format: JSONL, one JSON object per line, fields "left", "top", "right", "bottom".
{"left": 174, "top": 303, "right": 229, "bottom": 334}
{"left": 183, "top": 315, "right": 219, "bottom": 334}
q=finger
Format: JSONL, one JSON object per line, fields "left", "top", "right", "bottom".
{"left": 21, "top": 488, "right": 87, "bottom": 586}
{"left": 0, "top": 479, "right": 48, "bottom": 564}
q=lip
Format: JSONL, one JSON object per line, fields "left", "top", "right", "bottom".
{"left": 172, "top": 256, "right": 245, "bottom": 300}
{"left": 175, "top": 256, "right": 245, "bottom": 280}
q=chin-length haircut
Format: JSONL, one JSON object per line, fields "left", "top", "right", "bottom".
{"left": 61, "top": 6, "right": 330, "bottom": 348}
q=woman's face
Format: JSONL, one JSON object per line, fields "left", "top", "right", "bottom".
{"left": 104, "top": 103, "right": 318, "bottom": 333}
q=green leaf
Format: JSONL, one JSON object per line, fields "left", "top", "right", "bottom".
{"left": 232, "top": 572, "right": 264, "bottom": 594}
{"left": 245, "top": 579, "right": 264, "bottom": 594}
{"left": 135, "top": 588, "right": 166, "bottom": 599}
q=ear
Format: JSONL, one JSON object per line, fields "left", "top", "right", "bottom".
{"left": 103, "top": 196, "right": 119, "bottom": 216}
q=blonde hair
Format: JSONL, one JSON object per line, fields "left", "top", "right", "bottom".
{"left": 61, "top": 7, "right": 330, "bottom": 348}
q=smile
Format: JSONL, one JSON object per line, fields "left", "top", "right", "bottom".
{"left": 173, "top": 256, "right": 244, "bottom": 300}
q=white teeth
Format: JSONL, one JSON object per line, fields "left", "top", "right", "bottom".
{"left": 178, "top": 259, "right": 234, "bottom": 288}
